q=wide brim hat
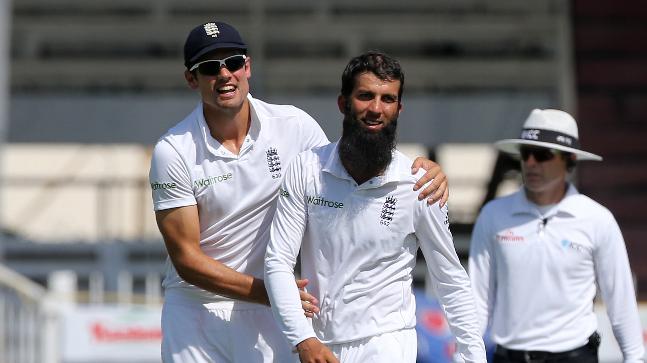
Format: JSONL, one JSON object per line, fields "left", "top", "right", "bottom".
{"left": 495, "top": 109, "right": 603, "bottom": 161}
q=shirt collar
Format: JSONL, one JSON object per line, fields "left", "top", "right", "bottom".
{"left": 246, "top": 93, "right": 262, "bottom": 141}
{"left": 196, "top": 93, "right": 261, "bottom": 158}
{"left": 322, "top": 140, "right": 402, "bottom": 188}
{"left": 510, "top": 183, "right": 581, "bottom": 217}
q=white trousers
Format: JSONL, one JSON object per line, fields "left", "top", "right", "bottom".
{"left": 329, "top": 328, "right": 417, "bottom": 363}
{"left": 161, "top": 295, "right": 298, "bottom": 363}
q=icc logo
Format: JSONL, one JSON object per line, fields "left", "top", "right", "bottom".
{"left": 521, "top": 129, "right": 540, "bottom": 140}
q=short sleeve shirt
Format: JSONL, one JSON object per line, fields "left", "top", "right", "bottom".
{"left": 149, "top": 94, "right": 328, "bottom": 302}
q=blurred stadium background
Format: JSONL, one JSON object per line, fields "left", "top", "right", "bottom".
{"left": 0, "top": 0, "right": 645, "bottom": 362}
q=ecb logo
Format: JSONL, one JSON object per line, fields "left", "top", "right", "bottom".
{"left": 203, "top": 23, "right": 220, "bottom": 38}
{"left": 521, "top": 129, "right": 540, "bottom": 140}
{"left": 266, "top": 147, "right": 282, "bottom": 179}
{"left": 380, "top": 196, "right": 397, "bottom": 226}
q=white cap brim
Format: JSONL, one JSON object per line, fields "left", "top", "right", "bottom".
{"left": 495, "top": 139, "right": 603, "bottom": 161}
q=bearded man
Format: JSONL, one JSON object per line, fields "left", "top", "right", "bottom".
{"left": 263, "top": 51, "right": 487, "bottom": 363}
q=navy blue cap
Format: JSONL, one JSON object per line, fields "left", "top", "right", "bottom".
{"left": 183, "top": 21, "right": 248, "bottom": 69}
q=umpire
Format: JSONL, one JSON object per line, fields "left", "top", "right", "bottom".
{"left": 469, "top": 109, "right": 644, "bottom": 363}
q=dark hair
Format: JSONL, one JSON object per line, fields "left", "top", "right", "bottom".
{"left": 340, "top": 51, "right": 404, "bottom": 102}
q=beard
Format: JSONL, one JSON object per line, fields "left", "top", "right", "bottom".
{"left": 338, "top": 113, "right": 397, "bottom": 179}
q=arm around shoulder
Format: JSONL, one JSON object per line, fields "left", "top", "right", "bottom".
{"left": 410, "top": 157, "right": 449, "bottom": 206}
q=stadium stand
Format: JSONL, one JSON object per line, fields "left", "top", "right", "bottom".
{"left": 11, "top": 0, "right": 569, "bottom": 93}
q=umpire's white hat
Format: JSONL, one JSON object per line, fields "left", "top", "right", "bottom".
{"left": 495, "top": 109, "right": 603, "bottom": 161}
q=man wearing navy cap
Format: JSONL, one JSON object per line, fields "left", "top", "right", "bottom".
{"left": 149, "top": 21, "right": 449, "bottom": 363}
{"left": 469, "top": 109, "right": 644, "bottom": 363}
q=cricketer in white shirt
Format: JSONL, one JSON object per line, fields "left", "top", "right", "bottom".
{"left": 264, "top": 141, "right": 487, "bottom": 362}
{"left": 150, "top": 94, "right": 329, "bottom": 362}
{"left": 150, "top": 94, "right": 329, "bottom": 303}
{"left": 469, "top": 184, "right": 645, "bottom": 362}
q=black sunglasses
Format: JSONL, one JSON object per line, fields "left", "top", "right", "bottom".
{"left": 189, "top": 55, "right": 247, "bottom": 76}
{"left": 519, "top": 146, "right": 559, "bottom": 162}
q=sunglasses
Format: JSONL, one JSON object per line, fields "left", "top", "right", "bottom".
{"left": 519, "top": 147, "right": 559, "bottom": 162}
{"left": 189, "top": 54, "right": 247, "bottom": 76}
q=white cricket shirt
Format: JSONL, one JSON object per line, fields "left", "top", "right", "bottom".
{"left": 149, "top": 94, "right": 328, "bottom": 303}
{"left": 468, "top": 185, "right": 644, "bottom": 362}
{"left": 265, "top": 142, "right": 486, "bottom": 362}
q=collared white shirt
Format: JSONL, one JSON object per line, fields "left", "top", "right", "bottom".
{"left": 469, "top": 184, "right": 644, "bottom": 362}
{"left": 265, "top": 142, "right": 486, "bottom": 362}
{"left": 149, "top": 94, "right": 328, "bottom": 303}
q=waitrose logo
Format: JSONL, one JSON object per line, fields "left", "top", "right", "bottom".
{"left": 151, "top": 182, "right": 177, "bottom": 190}
{"left": 194, "top": 173, "right": 233, "bottom": 188}
{"left": 306, "top": 195, "right": 344, "bottom": 209}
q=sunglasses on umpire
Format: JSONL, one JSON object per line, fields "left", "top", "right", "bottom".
{"left": 189, "top": 54, "right": 247, "bottom": 76}
{"left": 519, "top": 146, "right": 560, "bottom": 162}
